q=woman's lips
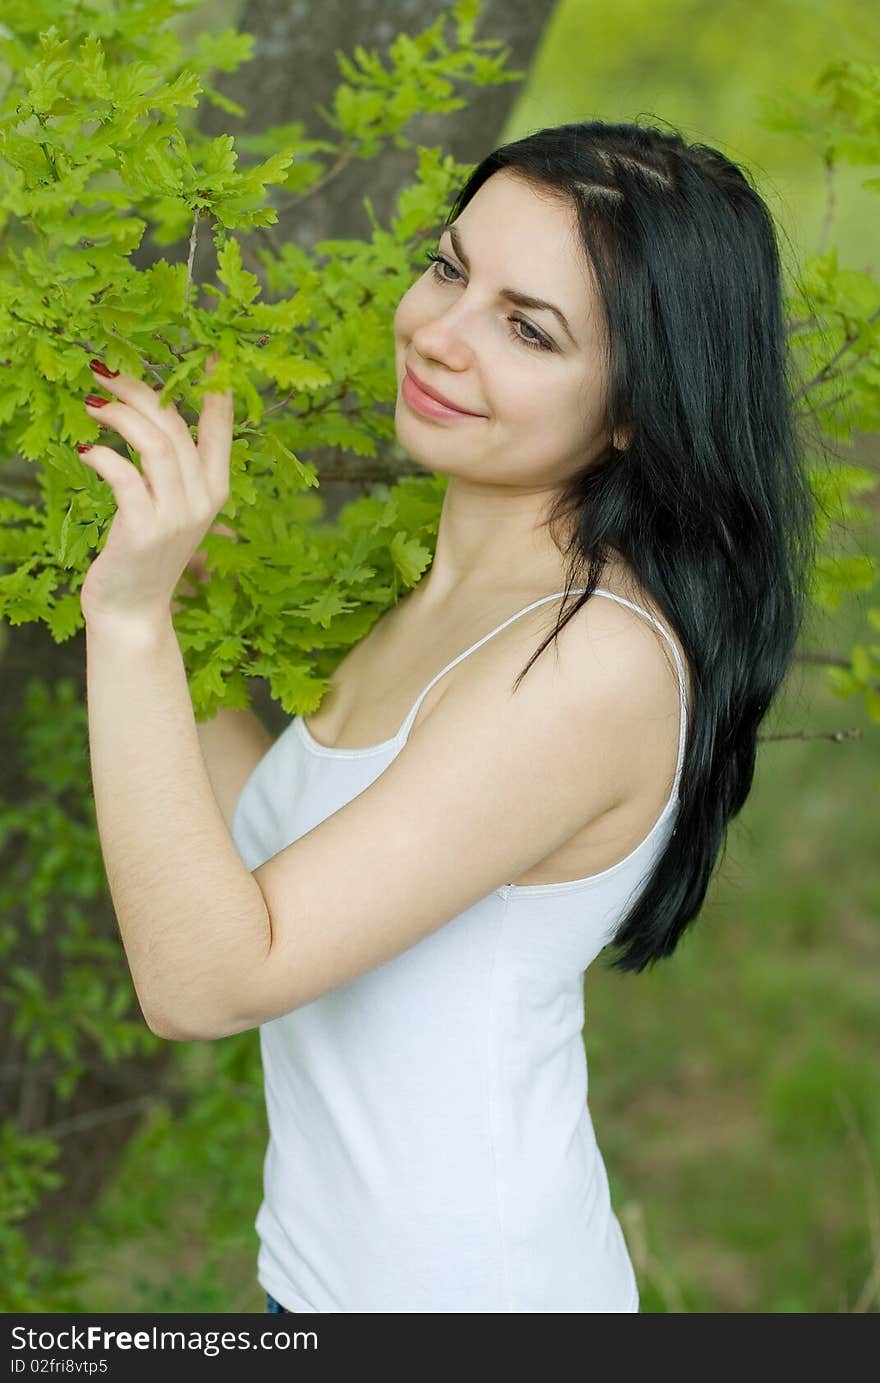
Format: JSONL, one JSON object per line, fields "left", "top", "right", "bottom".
{"left": 402, "top": 367, "right": 484, "bottom": 420}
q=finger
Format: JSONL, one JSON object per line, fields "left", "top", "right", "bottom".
{"left": 196, "top": 369, "right": 234, "bottom": 495}
{"left": 77, "top": 444, "right": 155, "bottom": 523}
{"left": 84, "top": 398, "right": 191, "bottom": 518}
{"left": 88, "top": 365, "right": 209, "bottom": 514}
{"left": 89, "top": 363, "right": 196, "bottom": 459}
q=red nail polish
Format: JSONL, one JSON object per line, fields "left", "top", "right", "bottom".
{"left": 84, "top": 394, "right": 109, "bottom": 408}
{"left": 89, "top": 359, "right": 119, "bottom": 378}
{"left": 77, "top": 444, "right": 93, "bottom": 453}
{"left": 152, "top": 382, "right": 164, "bottom": 391}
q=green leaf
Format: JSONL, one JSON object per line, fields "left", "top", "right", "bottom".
{"left": 192, "top": 29, "right": 255, "bottom": 75}
{"left": 865, "top": 686, "right": 880, "bottom": 723}
{"left": 216, "top": 238, "right": 260, "bottom": 306}
{"left": 850, "top": 644, "right": 875, "bottom": 682}
{"left": 390, "top": 530, "right": 433, "bottom": 584}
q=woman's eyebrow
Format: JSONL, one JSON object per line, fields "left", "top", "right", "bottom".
{"left": 443, "top": 224, "right": 578, "bottom": 347}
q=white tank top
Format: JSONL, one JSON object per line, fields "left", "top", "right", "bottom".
{"left": 231, "top": 588, "right": 688, "bottom": 1313}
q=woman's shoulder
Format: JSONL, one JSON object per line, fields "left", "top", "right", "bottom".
{"left": 584, "top": 565, "right": 692, "bottom": 722}
{"left": 383, "top": 552, "right": 690, "bottom": 715}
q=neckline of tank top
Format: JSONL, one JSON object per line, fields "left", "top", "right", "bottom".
{"left": 297, "top": 585, "right": 687, "bottom": 763}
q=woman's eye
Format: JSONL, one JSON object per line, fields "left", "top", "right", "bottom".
{"left": 422, "top": 252, "right": 554, "bottom": 353}
{"left": 424, "top": 251, "right": 461, "bottom": 283}
{"left": 509, "top": 318, "right": 552, "bottom": 351}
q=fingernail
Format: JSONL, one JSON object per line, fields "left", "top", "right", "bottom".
{"left": 84, "top": 395, "right": 109, "bottom": 408}
{"left": 89, "top": 359, "right": 119, "bottom": 378}
{"left": 152, "top": 382, "right": 164, "bottom": 391}
{"left": 76, "top": 444, "right": 93, "bottom": 453}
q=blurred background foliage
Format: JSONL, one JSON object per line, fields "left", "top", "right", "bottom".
{"left": 507, "top": 0, "right": 879, "bottom": 271}
{"left": 7, "top": 0, "right": 878, "bottom": 1313}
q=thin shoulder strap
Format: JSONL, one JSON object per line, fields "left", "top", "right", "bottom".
{"left": 397, "top": 587, "right": 689, "bottom": 799}
{"left": 397, "top": 589, "right": 588, "bottom": 742}
{"left": 589, "top": 590, "right": 689, "bottom": 797}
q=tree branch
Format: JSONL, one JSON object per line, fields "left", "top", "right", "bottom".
{"left": 792, "top": 305, "right": 880, "bottom": 400}
{"left": 178, "top": 208, "right": 203, "bottom": 356}
{"left": 152, "top": 331, "right": 187, "bottom": 363}
{"left": 794, "top": 649, "right": 851, "bottom": 669}
{"left": 185, "top": 208, "right": 200, "bottom": 300}
{"left": 794, "top": 650, "right": 880, "bottom": 696}
{"left": 29, "top": 1090, "right": 189, "bottom": 1142}
{"left": 284, "top": 150, "right": 353, "bottom": 206}
{"left": 1, "top": 437, "right": 423, "bottom": 501}
{"left": 797, "top": 387, "right": 853, "bottom": 416}
{"left": 246, "top": 150, "right": 354, "bottom": 262}
{"left": 758, "top": 726, "right": 862, "bottom": 744}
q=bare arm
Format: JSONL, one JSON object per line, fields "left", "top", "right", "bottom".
{"left": 173, "top": 521, "right": 274, "bottom": 832}
{"left": 84, "top": 615, "right": 270, "bottom": 1039}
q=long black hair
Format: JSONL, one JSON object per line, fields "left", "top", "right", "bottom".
{"left": 441, "top": 119, "right": 819, "bottom": 974}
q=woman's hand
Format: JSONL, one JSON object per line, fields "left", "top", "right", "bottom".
{"left": 171, "top": 519, "right": 240, "bottom": 616}
{"left": 76, "top": 354, "right": 234, "bottom": 631}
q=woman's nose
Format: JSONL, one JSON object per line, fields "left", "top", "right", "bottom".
{"left": 411, "top": 306, "right": 475, "bottom": 368}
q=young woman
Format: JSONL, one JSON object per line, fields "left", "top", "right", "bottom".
{"left": 81, "top": 119, "right": 816, "bottom": 1313}
{"left": 233, "top": 119, "right": 816, "bottom": 1314}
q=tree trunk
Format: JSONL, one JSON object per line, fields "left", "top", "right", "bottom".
{"left": 199, "top": 0, "right": 554, "bottom": 253}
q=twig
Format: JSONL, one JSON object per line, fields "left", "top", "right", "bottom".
{"left": 185, "top": 209, "right": 200, "bottom": 300}
{"left": 260, "top": 388, "right": 303, "bottom": 420}
{"left": 792, "top": 306, "right": 880, "bottom": 400}
{"left": 152, "top": 332, "right": 187, "bottom": 363}
{"left": 245, "top": 149, "right": 357, "bottom": 265}
{"left": 310, "top": 456, "right": 424, "bottom": 483}
{"left": 793, "top": 651, "right": 880, "bottom": 697}
{"left": 260, "top": 381, "right": 349, "bottom": 420}
{"left": 796, "top": 387, "right": 853, "bottom": 416}
{"left": 35, "top": 114, "right": 61, "bottom": 184}
{"left": 0, "top": 1057, "right": 158, "bottom": 1088}
{"left": 1, "top": 448, "right": 421, "bottom": 499}
{"left": 28, "top": 1092, "right": 181, "bottom": 1142}
{"left": 794, "top": 650, "right": 852, "bottom": 670}
{"left": 254, "top": 224, "right": 281, "bottom": 258}
{"left": 284, "top": 151, "right": 353, "bottom": 206}
{"left": 758, "top": 726, "right": 862, "bottom": 743}
{"left": 5, "top": 309, "right": 169, "bottom": 379}
{"left": 178, "top": 209, "right": 202, "bottom": 357}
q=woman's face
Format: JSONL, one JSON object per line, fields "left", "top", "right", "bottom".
{"left": 393, "top": 169, "right": 616, "bottom": 491}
